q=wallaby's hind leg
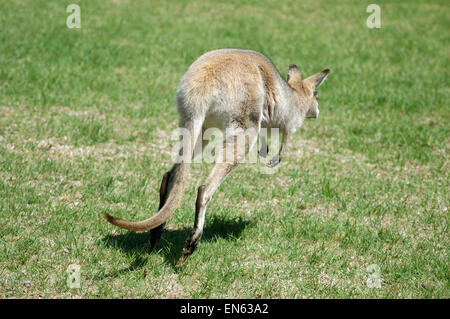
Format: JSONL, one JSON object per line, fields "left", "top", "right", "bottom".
{"left": 177, "top": 129, "right": 258, "bottom": 265}
{"left": 177, "top": 184, "right": 206, "bottom": 262}
{"left": 149, "top": 171, "right": 171, "bottom": 252}
{"left": 150, "top": 119, "right": 204, "bottom": 252}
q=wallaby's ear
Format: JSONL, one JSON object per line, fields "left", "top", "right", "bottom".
{"left": 303, "top": 69, "right": 330, "bottom": 90}
{"left": 286, "top": 64, "right": 302, "bottom": 84}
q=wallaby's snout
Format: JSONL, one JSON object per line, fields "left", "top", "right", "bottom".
{"left": 306, "top": 107, "right": 319, "bottom": 118}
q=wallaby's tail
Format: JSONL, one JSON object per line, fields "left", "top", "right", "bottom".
{"left": 103, "top": 118, "right": 202, "bottom": 232}
{"left": 102, "top": 163, "right": 189, "bottom": 232}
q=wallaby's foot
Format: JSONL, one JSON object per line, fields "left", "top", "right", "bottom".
{"left": 177, "top": 185, "right": 206, "bottom": 266}
{"left": 177, "top": 232, "right": 202, "bottom": 266}
{"left": 149, "top": 223, "right": 165, "bottom": 252}
{"left": 268, "top": 154, "right": 280, "bottom": 168}
{"left": 176, "top": 248, "right": 191, "bottom": 266}
{"left": 176, "top": 254, "right": 188, "bottom": 267}
{"left": 149, "top": 171, "right": 171, "bottom": 252}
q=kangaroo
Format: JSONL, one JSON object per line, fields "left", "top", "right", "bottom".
{"left": 103, "top": 48, "right": 330, "bottom": 264}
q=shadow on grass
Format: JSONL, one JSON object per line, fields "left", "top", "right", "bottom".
{"left": 99, "top": 215, "right": 252, "bottom": 276}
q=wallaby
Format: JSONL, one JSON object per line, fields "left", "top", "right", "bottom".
{"left": 103, "top": 48, "right": 330, "bottom": 264}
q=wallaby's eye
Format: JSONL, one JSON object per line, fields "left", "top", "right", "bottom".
{"left": 314, "top": 91, "right": 319, "bottom": 100}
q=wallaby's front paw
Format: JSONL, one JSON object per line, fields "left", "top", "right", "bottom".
{"left": 259, "top": 144, "right": 269, "bottom": 158}
{"left": 268, "top": 155, "right": 280, "bottom": 168}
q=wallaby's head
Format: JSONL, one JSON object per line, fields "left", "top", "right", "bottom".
{"left": 286, "top": 65, "right": 330, "bottom": 119}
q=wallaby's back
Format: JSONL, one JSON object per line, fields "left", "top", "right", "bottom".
{"left": 177, "top": 49, "right": 283, "bottom": 124}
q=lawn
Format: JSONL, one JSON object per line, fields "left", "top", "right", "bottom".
{"left": 0, "top": 0, "right": 448, "bottom": 298}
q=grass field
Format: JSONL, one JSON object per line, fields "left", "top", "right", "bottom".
{"left": 0, "top": 0, "right": 448, "bottom": 298}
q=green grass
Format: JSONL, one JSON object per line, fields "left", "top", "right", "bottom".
{"left": 0, "top": 0, "right": 448, "bottom": 298}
